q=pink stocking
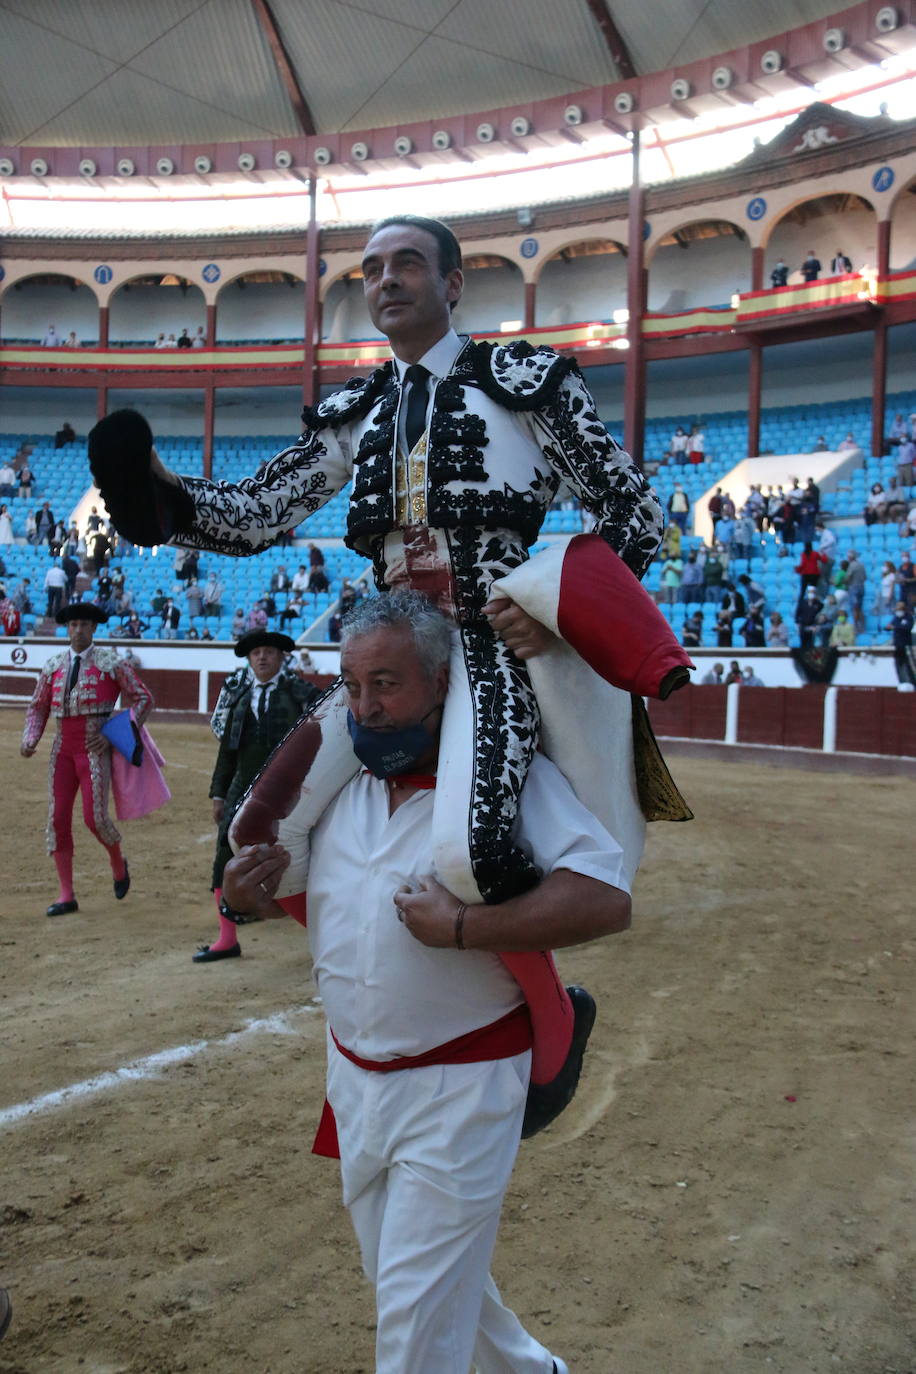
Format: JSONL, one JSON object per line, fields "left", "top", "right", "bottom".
{"left": 104, "top": 841, "right": 127, "bottom": 881}
{"left": 53, "top": 850, "right": 75, "bottom": 903}
{"left": 207, "top": 888, "right": 240, "bottom": 953}
{"left": 498, "top": 951, "right": 573, "bottom": 1084}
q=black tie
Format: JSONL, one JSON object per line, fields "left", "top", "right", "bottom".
{"left": 404, "top": 364, "right": 430, "bottom": 453}
{"left": 68, "top": 655, "right": 81, "bottom": 695}
{"left": 257, "top": 684, "right": 269, "bottom": 721}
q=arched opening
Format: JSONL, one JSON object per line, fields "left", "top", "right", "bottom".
{"left": 216, "top": 270, "right": 305, "bottom": 345}
{"left": 889, "top": 177, "right": 916, "bottom": 273}
{"left": 535, "top": 239, "right": 625, "bottom": 327}
{"left": 647, "top": 220, "right": 750, "bottom": 312}
{"left": 108, "top": 274, "right": 206, "bottom": 348}
{"left": 0, "top": 273, "right": 98, "bottom": 346}
{"left": 453, "top": 254, "right": 523, "bottom": 335}
{"left": 322, "top": 266, "right": 376, "bottom": 343}
{"left": 765, "top": 192, "right": 876, "bottom": 282}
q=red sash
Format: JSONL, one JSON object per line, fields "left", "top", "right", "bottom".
{"left": 313, "top": 1003, "right": 533, "bottom": 1159}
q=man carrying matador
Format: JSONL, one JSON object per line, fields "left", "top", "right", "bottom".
{"left": 89, "top": 214, "right": 692, "bottom": 1131}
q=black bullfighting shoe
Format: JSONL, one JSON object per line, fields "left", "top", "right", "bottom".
{"left": 46, "top": 899, "right": 79, "bottom": 917}
{"left": 192, "top": 943, "right": 241, "bottom": 963}
{"left": 114, "top": 861, "right": 130, "bottom": 900}
{"left": 88, "top": 409, "right": 195, "bottom": 547}
{"left": 521, "top": 985, "right": 597, "bottom": 1140}
{"left": 0, "top": 1287, "right": 12, "bottom": 1341}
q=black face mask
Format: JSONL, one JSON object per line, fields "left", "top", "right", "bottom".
{"left": 346, "top": 704, "right": 441, "bottom": 779}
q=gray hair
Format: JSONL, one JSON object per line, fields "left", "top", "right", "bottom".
{"left": 340, "top": 590, "right": 451, "bottom": 679}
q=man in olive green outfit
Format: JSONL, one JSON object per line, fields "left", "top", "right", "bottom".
{"left": 194, "top": 630, "right": 320, "bottom": 963}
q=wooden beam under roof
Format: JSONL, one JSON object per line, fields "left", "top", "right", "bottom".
{"left": 250, "top": 0, "right": 316, "bottom": 137}
{"left": 583, "top": 0, "right": 637, "bottom": 80}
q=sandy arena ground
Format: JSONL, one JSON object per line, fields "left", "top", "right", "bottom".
{"left": 0, "top": 712, "right": 914, "bottom": 1374}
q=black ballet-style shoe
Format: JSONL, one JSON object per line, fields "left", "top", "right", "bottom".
{"left": 114, "top": 862, "right": 130, "bottom": 900}
{"left": 521, "top": 985, "right": 597, "bottom": 1140}
{"left": 192, "top": 943, "right": 241, "bottom": 964}
{"left": 46, "top": 899, "right": 79, "bottom": 917}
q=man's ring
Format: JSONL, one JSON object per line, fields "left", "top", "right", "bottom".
{"left": 259, "top": 881, "right": 271, "bottom": 897}
{"left": 396, "top": 906, "right": 404, "bottom": 922}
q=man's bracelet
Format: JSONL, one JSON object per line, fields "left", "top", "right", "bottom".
{"left": 454, "top": 903, "right": 468, "bottom": 950}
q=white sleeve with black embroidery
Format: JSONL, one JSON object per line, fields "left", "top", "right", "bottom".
{"left": 175, "top": 427, "right": 353, "bottom": 557}
{"left": 524, "top": 370, "right": 664, "bottom": 579}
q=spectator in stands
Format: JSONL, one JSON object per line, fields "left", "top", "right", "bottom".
{"left": 832, "top": 559, "right": 849, "bottom": 609}
{"left": 327, "top": 611, "right": 342, "bottom": 643}
{"left": 844, "top": 550, "right": 867, "bottom": 631}
{"left": 770, "top": 257, "right": 789, "bottom": 287}
{"left": 230, "top": 607, "right": 246, "bottom": 637}
{"left": 202, "top": 572, "right": 224, "bottom": 619}
{"left": 1, "top": 590, "right": 21, "bottom": 635}
{"left": 766, "top": 486, "right": 786, "bottom": 541}
{"left": 73, "top": 566, "right": 93, "bottom": 600}
{"left": 815, "top": 594, "right": 839, "bottom": 647}
{"left": 160, "top": 598, "right": 180, "bottom": 639}
{"left": 185, "top": 577, "right": 204, "bottom": 621}
{"left": 200, "top": 627, "right": 214, "bottom": 641}
{"left": 54, "top": 421, "right": 76, "bottom": 448}
{"left": 679, "top": 550, "right": 704, "bottom": 606}
{"left": 166, "top": 334, "right": 177, "bottom": 347}
{"left": 669, "top": 427, "right": 688, "bottom": 463}
{"left": 150, "top": 587, "right": 167, "bottom": 616}
{"left": 64, "top": 331, "right": 80, "bottom": 348}
{"left": 701, "top": 662, "right": 725, "bottom": 684}
{"left": 795, "top": 541, "right": 828, "bottom": 601}
{"left": 887, "top": 413, "right": 908, "bottom": 449}
{"left": 85, "top": 506, "right": 103, "bottom": 535}
{"left": 177, "top": 329, "right": 192, "bottom": 349}
{"left": 897, "top": 433, "right": 916, "bottom": 487}
{"left": 877, "top": 560, "right": 898, "bottom": 614}
{"left": 114, "top": 612, "right": 148, "bottom": 639}
{"left": 186, "top": 626, "right": 201, "bottom": 640}
{"left": 886, "top": 602, "right": 915, "bottom": 686}
{"left": 41, "top": 325, "right": 61, "bottom": 347}
{"left": 715, "top": 605, "right": 735, "bottom": 648}
{"left": 259, "top": 590, "right": 277, "bottom": 622}
{"left": 703, "top": 548, "right": 725, "bottom": 605}
{"left": 0, "top": 462, "right": 15, "bottom": 498}
{"left": 741, "top": 603, "right": 766, "bottom": 648}
{"left": 742, "top": 666, "right": 765, "bottom": 686}
{"left": 339, "top": 578, "right": 360, "bottom": 615}
{"left": 810, "top": 435, "right": 829, "bottom": 453}
{"left": 717, "top": 495, "right": 736, "bottom": 553}
{"left": 12, "top": 578, "right": 32, "bottom": 614}
{"left": 43, "top": 561, "right": 68, "bottom": 619}
{"left": 33, "top": 501, "right": 54, "bottom": 547}
{"left": 737, "top": 572, "right": 764, "bottom": 610}
{"left": 864, "top": 483, "right": 887, "bottom": 525}
{"left": 296, "top": 648, "right": 316, "bottom": 676}
{"left": 113, "top": 584, "right": 133, "bottom": 619}
{"left": 192, "top": 326, "right": 206, "bottom": 348}
{"left": 154, "top": 333, "right": 168, "bottom": 349}
{"left": 838, "top": 432, "right": 858, "bottom": 452}
{"left": 815, "top": 519, "right": 836, "bottom": 588}
{"left": 831, "top": 250, "right": 852, "bottom": 275}
{"left": 707, "top": 487, "right": 723, "bottom": 533}
{"left": 767, "top": 611, "right": 789, "bottom": 648}
{"left": 18, "top": 463, "right": 34, "bottom": 499}
{"left": 279, "top": 592, "right": 305, "bottom": 628}
{"left": 292, "top": 564, "right": 310, "bottom": 595}
{"left": 270, "top": 564, "right": 292, "bottom": 594}
{"left": 898, "top": 553, "right": 916, "bottom": 611}
{"left": 829, "top": 610, "right": 856, "bottom": 647}
{"left": 174, "top": 547, "right": 198, "bottom": 583}
{"left": 681, "top": 610, "right": 703, "bottom": 649}
{"left": 801, "top": 250, "right": 821, "bottom": 282}
{"left": 246, "top": 601, "right": 268, "bottom": 632}
{"left": 667, "top": 483, "right": 690, "bottom": 532}
{"left": 659, "top": 551, "right": 682, "bottom": 606}
{"left": 730, "top": 510, "right": 754, "bottom": 563}
{"left": 795, "top": 587, "right": 823, "bottom": 649}
{"left": 725, "top": 660, "right": 743, "bottom": 685}
{"left": 308, "top": 562, "right": 330, "bottom": 595}
{"left": 687, "top": 424, "right": 705, "bottom": 465}
{"left": 97, "top": 568, "right": 114, "bottom": 603}
{"left": 660, "top": 521, "right": 681, "bottom": 560}
{"left": 50, "top": 519, "right": 67, "bottom": 555}
{"left": 885, "top": 478, "right": 908, "bottom": 524}
{"left": 88, "top": 525, "right": 110, "bottom": 573}
{"left": 744, "top": 486, "right": 765, "bottom": 530}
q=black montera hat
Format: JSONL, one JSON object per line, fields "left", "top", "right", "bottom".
{"left": 56, "top": 602, "right": 108, "bottom": 626}
{"left": 234, "top": 629, "right": 296, "bottom": 658}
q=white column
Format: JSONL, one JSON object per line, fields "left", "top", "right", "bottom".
{"left": 198, "top": 668, "right": 209, "bottom": 715}
{"left": 822, "top": 685, "right": 837, "bottom": 753}
{"left": 725, "top": 682, "right": 740, "bottom": 744}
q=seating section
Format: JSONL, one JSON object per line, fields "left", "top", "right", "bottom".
{"left": 2, "top": 390, "right": 914, "bottom": 648}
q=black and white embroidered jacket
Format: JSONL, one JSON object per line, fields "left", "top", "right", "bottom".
{"left": 176, "top": 338, "right": 663, "bottom": 580}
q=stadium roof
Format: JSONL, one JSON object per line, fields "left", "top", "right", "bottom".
{"left": 0, "top": 0, "right": 851, "bottom": 146}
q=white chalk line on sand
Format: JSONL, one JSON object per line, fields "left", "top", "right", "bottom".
{"left": 0, "top": 1003, "right": 323, "bottom": 1131}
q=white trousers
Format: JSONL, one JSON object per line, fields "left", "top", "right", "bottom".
{"left": 326, "top": 1040, "right": 558, "bottom": 1374}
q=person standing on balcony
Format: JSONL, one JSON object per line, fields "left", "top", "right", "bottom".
{"left": 831, "top": 250, "right": 852, "bottom": 275}
{"left": 801, "top": 250, "right": 821, "bottom": 282}
{"left": 770, "top": 257, "right": 789, "bottom": 287}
